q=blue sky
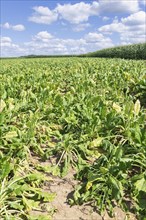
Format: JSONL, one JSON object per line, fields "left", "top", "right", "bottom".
{"left": 1, "top": 0, "right": 146, "bottom": 57}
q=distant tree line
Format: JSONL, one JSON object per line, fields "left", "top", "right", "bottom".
{"left": 20, "top": 54, "right": 77, "bottom": 58}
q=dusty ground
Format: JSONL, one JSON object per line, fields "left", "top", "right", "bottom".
{"left": 48, "top": 169, "right": 137, "bottom": 220}
{"left": 31, "top": 156, "right": 136, "bottom": 220}
{"left": 48, "top": 170, "right": 123, "bottom": 220}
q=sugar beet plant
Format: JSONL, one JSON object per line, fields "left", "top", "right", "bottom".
{"left": 0, "top": 57, "right": 146, "bottom": 219}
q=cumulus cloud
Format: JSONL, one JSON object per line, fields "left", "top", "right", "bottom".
{"left": 1, "top": 36, "right": 12, "bottom": 46}
{"left": 98, "top": 22, "right": 124, "bottom": 33}
{"left": 29, "top": 6, "right": 58, "bottom": 24}
{"left": 98, "top": 11, "right": 146, "bottom": 44}
{"left": 102, "top": 16, "right": 110, "bottom": 21}
{"left": 2, "top": 22, "right": 25, "bottom": 31}
{"left": 85, "top": 32, "right": 114, "bottom": 49}
{"left": 25, "top": 31, "right": 113, "bottom": 55}
{"left": 28, "top": 2, "right": 99, "bottom": 25}
{"left": 33, "top": 31, "right": 53, "bottom": 42}
{"left": 0, "top": 36, "right": 19, "bottom": 48}
{"left": 56, "top": 1, "right": 99, "bottom": 24}
{"left": 98, "top": 0, "right": 139, "bottom": 14}
{"left": 72, "top": 23, "right": 91, "bottom": 32}
{"left": 0, "top": 36, "right": 26, "bottom": 57}
{"left": 28, "top": 1, "right": 142, "bottom": 27}
{"left": 121, "top": 11, "right": 145, "bottom": 25}
{"left": 1, "top": 29, "right": 114, "bottom": 57}
{"left": 25, "top": 32, "right": 86, "bottom": 53}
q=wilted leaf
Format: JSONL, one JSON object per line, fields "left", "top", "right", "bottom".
{"left": 9, "top": 103, "right": 15, "bottom": 111}
{"left": 4, "top": 131, "right": 18, "bottom": 139}
{"left": 89, "top": 137, "right": 103, "bottom": 148}
{"left": 22, "top": 196, "right": 39, "bottom": 211}
{"left": 86, "top": 181, "right": 92, "bottom": 190}
{"left": 113, "top": 103, "right": 121, "bottom": 113}
{"left": 134, "top": 99, "right": 140, "bottom": 116}
{"left": 22, "top": 196, "right": 32, "bottom": 212}
{"left": 0, "top": 99, "right": 6, "bottom": 113}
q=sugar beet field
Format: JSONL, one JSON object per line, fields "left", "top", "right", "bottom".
{"left": 0, "top": 58, "right": 146, "bottom": 220}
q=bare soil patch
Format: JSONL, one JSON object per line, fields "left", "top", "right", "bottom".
{"left": 31, "top": 156, "right": 136, "bottom": 220}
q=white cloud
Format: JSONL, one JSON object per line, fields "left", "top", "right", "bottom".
{"left": 0, "top": 36, "right": 19, "bottom": 48}
{"left": 33, "top": 31, "right": 53, "bottom": 42}
{"left": 121, "top": 11, "right": 145, "bottom": 25}
{"left": 28, "top": 1, "right": 142, "bottom": 26}
{"left": 12, "top": 25, "right": 25, "bottom": 31}
{"left": 29, "top": 3, "right": 98, "bottom": 25}
{"left": 1, "top": 36, "right": 12, "bottom": 47}
{"left": 85, "top": 33, "right": 105, "bottom": 42}
{"left": 0, "top": 36, "right": 25, "bottom": 57}
{"left": 1, "top": 30, "right": 114, "bottom": 57}
{"left": 98, "top": 0, "right": 139, "bottom": 14}
{"left": 29, "top": 6, "right": 58, "bottom": 24}
{"left": 98, "top": 11, "right": 146, "bottom": 44}
{"left": 85, "top": 32, "right": 114, "bottom": 48}
{"left": 98, "top": 22, "right": 125, "bottom": 33}
{"left": 3, "top": 22, "right": 10, "bottom": 29}
{"left": 56, "top": 1, "right": 99, "bottom": 24}
{"left": 2, "top": 22, "right": 25, "bottom": 31}
{"left": 72, "top": 23, "right": 91, "bottom": 32}
{"left": 102, "top": 16, "right": 110, "bottom": 21}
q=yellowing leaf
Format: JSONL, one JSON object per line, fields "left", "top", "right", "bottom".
{"left": 9, "top": 103, "right": 15, "bottom": 111}
{"left": 22, "top": 196, "right": 39, "bottom": 212}
{"left": 86, "top": 181, "right": 92, "bottom": 191}
{"left": 0, "top": 99, "right": 6, "bottom": 113}
{"left": 90, "top": 137, "right": 103, "bottom": 148}
{"left": 4, "top": 131, "right": 18, "bottom": 139}
{"left": 134, "top": 99, "right": 140, "bottom": 116}
{"left": 113, "top": 103, "right": 121, "bottom": 113}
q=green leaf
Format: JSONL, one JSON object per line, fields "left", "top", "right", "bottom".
{"left": 109, "top": 175, "right": 124, "bottom": 199}
{"left": 40, "top": 191, "right": 55, "bottom": 202}
{"left": 100, "top": 167, "right": 108, "bottom": 174}
{"left": 135, "top": 177, "right": 146, "bottom": 192}
{"left": 28, "top": 215, "right": 51, "bottom": 220}
{"left": 10, "top": 202, "right": 24, "bottom": 211}
{"left": 1, "top": 160, "right": 11, "bottom": 179}
{"left": 115, "top": 147, "right": 123, "bottom": 159}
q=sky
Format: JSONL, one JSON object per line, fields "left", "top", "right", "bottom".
{"left": 0, "top": 0, "right": 146, "bottom": 57}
